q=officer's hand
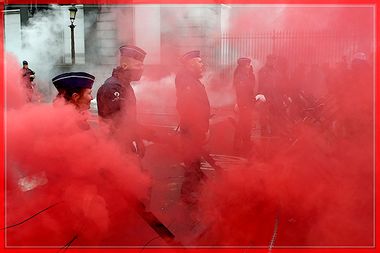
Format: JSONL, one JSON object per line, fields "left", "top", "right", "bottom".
{"left": 136, "top": 139, "right": 145, "bottom": 158}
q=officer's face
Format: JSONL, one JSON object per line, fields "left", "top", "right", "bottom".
{"left": 187, "top": 57, "right": 205, "bottom": 78}
{"left": 267, "top": 57, "right": 276, "bottom": 67}
{"left": 73, "top": 88, "right": 93, "bottom": 111}
{"left": 242, "top": 63, "right": 251, "bottom": 71}
{"left": 121, "top": 57, "right": 144, "bottom": 81}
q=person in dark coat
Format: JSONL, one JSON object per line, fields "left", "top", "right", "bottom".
{"left": 233, "top": 57, "right": 256, "bottom": 155}
{"left": 175, "top": 50, "right": 211, "bottom": 205}
{"left": 258, "top": 54, "right": 282, "bottom": 136}
{"left": 20, "top": 60, "right": 36, "bottom": 102}
{"left": 97, "top": 45, "right": 146, "bottom": 158}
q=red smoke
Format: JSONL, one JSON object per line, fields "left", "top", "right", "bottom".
{"left": 195, "top": 49, "right": 374, "bottom": 247}
{"left": 5, "top": 52, "right": 29, "bottom": 109}
{"left": 3, "top": 5, "right": 375, "bottom": 249}
{"left": 5, "top": 54, "right": 151, "bottom": 246}
{"left": 229, "top": 6, "right": 374, "bottom": 36}
{"left": 197, "top": 124, "right": 373, "bottom": 246}
{"left": 126, "top": 6, "right": 374, "bottom": 248}
{"left": 119, "top": 6, "right": 374, "bottom": 248}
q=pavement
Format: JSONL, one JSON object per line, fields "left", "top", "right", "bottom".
{"left": 135, "top": 112, "right": 249, "bottom": 247}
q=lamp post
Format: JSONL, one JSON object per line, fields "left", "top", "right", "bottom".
{"left": 69, "top": 5, "right": 78, "bottom": 65}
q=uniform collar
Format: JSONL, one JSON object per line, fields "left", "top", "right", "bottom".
{"left": 179, "top": 67, "right": 201, "bottom": 80}
{"left": 112, "top": 67, "right": 131, "bottom": 86}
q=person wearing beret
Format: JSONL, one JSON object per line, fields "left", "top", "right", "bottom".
{"left": 52, "top": 72, "right": 95, "bottom": 112}
{"left": 175, "top": 50, "right": 211, "bottom": 206}
{"left": 233, "top": 57, "right": 256, "bottom": 155}
{"left": 97, "top": 45, "right": 147, "bottom": 158}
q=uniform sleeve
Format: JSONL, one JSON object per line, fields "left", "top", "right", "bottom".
{"left": 251, "top": 71, "right": 256, "bottom": 88}
{"left": 96, "top": 85, "right": 122, "bottom": 118}
{"left": 233, "top": 70, "right": 249, "bottom": 88}
{"left": 175, "top": 75, "right": 210, "bottom": 133}
{"left": 233, "top": 69, "right": 242, "bottom": 86}
{"left": 257, "top": 69, "right": 266, "bottom": 94}
{"left": 250, "top": 71, "right": 256, "bottom": 98}
{"left": 175, "top": 75, "right": 194, "bottom": 118}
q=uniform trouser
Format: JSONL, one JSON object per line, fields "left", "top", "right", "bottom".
{"left": 26, "top": 87, "right": 33, "bottom": 102}
{"left": 234, "top": 107, "right": 253, "bottom": 152}
{"left": 109, "top": 130, "right": 152, "bottom": 209}
{"left": 179, "top": 130, "right": 207, "bottom": 205}
{"left": 259, "top": 101, "right": 282, "bottom": 136}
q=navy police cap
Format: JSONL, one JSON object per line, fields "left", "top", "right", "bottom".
{"left": 237, "top": 57, "right": 251, "bottom": 65}
{"left": 52, "top": 72, "right": 95, "bottom": 91}
{"left": 119, "top": 45, "right": 147, "bottom": 62}
{"left": 180, "top": 50, "right": 201, "bottom": 63}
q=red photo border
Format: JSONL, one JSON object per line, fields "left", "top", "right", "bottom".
{"left": 0, "top": 0, "right": 378, "bottom": 252}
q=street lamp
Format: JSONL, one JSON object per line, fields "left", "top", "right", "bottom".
{"left": 69, "top": 5, "right": 77, "bottom": 65}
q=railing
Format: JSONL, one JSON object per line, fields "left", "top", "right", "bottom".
{"left": 210, "top": 30, "right": 370, "bottom": 74}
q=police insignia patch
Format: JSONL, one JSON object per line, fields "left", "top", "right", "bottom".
{"left": 112, "top": 91, "right": 120, "bottom": 101}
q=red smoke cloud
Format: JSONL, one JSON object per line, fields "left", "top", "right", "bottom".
{"left": 114, "top": 6, "right": 375, "bottom": 247}
{"left": 5, "top": 52, "right": 29, "bottom": 109}
{"left": 5, "top": 54, "right": 151, "bottom": 246}
{"left": 195, "top": 54, "right": 374, "bottom": 246}
{"left": 197, "top": 125, "right": 373, "bottom": 246}
{"left": 3, "top": 5, "right": 375, "bottom": 250}
{"left": 229, "top": 6, "right": 374, "bottom": 36}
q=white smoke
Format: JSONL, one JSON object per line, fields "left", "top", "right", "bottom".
{"left": 4, "top": 5, "right": 99, "bottom": 100}
{"left": 6, "top": 6, "right": 66, "bottom": 90}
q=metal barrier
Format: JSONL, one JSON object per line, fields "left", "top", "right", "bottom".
{"left": 210, "top": 30, "right": 369, "bottom": 73}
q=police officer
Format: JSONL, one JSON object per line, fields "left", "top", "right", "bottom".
{"left": 8, "top": 72, "right": 96, "bottom": 245}
{"left": 233, "top": 57, "right": 256, "bottom": 155}
{"left": 258, "top": 54, "right": 282, "bottom": 136}
{"left": 52, "top": 72, "right": 95, "bottom": 111}
{"left": 175, "top": 50, "right": 210, "bottom": 205}
{"left": 52, "top": 72, "right": 95, "bottom": 130}
{"left": 20, "top": 60, "right": 36, "bottom": 102}
{"left": 97, "top": 45, "right": 147, "bottom": 158}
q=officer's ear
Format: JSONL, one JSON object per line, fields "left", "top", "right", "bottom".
{"left": 183, "top": 59, "right": 193, "bottom": 69}
{"left": 71, "top": 92, "right": 80, "bottom": 102}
